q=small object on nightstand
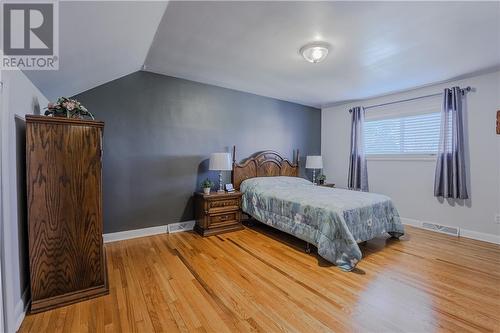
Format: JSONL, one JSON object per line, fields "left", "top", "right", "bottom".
{"left": 319, "top": 183, "right": 336, "bottom": 188}
{"left": 194, "top": 191, "right": 243, "bottom": 236}
{"left": 200, "top": 178, "right": 214, "bottom": 195}
{"left": 225, "top": 183, "right": 235, "bottom": 192}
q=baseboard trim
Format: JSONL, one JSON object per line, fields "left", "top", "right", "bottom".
{"left": 402, "top": 217, "right": 500, "bottom": 245}
{"left": 103, "top": 221, "right": 195, "bottom": 243}
{"left": 103, "top": 225, "right": 167, "bottom": 243}
{"left": 459, "top": 229, "right": 500, "bottom": 245}
{"left": 15, "top": 287, "right": 29, "bottom": 331}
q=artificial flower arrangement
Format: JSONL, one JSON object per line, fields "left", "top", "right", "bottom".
{"left": 45, "top": 97, "right": 95, "bottom": 120}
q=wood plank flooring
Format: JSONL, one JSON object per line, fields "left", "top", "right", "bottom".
{"left": 19, "top": 224, "right": 500, "bottom": 333}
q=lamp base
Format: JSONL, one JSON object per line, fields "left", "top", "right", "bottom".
{"left": 218, "top": 171, "right": 224, "bottom": 193}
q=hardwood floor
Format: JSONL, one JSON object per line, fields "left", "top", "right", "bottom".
{"left": 19, "top": 224, "right": 500, "bottom": 333}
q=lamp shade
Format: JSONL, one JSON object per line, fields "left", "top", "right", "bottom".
{"left": 305, "top": 155, "right": 323, "bottom": 169}
{"left": 209, "top": 152, "right": 232, "bottom": 171}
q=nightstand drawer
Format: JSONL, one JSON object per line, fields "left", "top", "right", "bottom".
{"left": 208, "top": 199, "right": 240, "bottom": 212}
{"left": 209, "top": 211, "right": 239, "bottom": 227}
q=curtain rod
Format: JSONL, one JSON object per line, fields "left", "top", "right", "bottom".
{"left": 353, "top": 86, "right": 472, "bottom": 112}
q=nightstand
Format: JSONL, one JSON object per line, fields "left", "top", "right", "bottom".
{"left": 319, "top": 183, "right": 336, "bottom": 188}
{"left": 194, "top": 191, "right": 244, "bottom": 236}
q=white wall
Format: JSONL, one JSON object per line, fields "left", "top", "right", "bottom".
{"left": 322, "top": 70, "right": 500, "bottom": 240}
{"left": 0, "top": 69, "right": 49, "bottom": 333}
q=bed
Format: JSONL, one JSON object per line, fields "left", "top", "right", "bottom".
{"left": 232, "top": 147, "right": 404, "bottom": 271}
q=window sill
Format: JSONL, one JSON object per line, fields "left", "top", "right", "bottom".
{"left": 366, "top": 154, "right": 437, "bottom": 161}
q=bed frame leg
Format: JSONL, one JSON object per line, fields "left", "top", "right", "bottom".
{"left": 243, "top": 214, "right": 255, "bottom": 227}
{"left": 305, "top": 242, "right": 311, "bottom": 254}
{"left": 389, "top": 232, "right": 403, "bottom": 239}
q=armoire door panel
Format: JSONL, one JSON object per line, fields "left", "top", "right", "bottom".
{"left": 26, "top": 116, "right": 108, "bottom": 312}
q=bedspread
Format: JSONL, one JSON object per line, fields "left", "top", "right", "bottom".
{"left": 240, "top": 177, "right": 404, "bottom": 271}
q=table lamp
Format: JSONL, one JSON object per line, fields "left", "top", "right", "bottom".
{"left": 306, "top": 155, "right": 323, "bottom": 185}
{"left": 209, "top": 152, "right": 232, "bottom": 193}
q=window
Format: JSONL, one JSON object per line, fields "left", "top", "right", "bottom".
{"left": 364, "top": 112, "right": 441, "bottom": 155}
{"left": 362, "top": 96, "right": 450, "bottom": 157}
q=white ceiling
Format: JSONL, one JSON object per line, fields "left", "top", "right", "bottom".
{"left": 25, "top": 1, "right": 500, "bottom": 108}
{"left": 24, "top": 1, "right": 168, "bottom": 101}
{"left": 145, "top": 1, "right": 500, "bottom": 107}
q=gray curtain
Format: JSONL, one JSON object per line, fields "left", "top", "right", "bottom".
{"left": 348, "top": 106, "right": 369, "bottom": 191}
{"left": 434, "top": 87, "right": 468, "bottom": 199}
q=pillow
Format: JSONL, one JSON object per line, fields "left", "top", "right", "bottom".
{"left": 240, "top": 176, "right": 311, "bottom": 192}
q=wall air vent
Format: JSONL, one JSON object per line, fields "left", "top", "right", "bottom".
{"left": 421, "top": 222, "right": 460, "bottom": 237}
{"left": 167, "top": 221, "right": 195, "bottom": 234}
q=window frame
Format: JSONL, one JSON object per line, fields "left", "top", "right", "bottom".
{"left": 363, "top": 96, "right": 442, "bottom": 160}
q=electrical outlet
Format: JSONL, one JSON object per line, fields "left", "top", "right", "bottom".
{"left": 496, "top": 214, "right": 500, "bottom": 224}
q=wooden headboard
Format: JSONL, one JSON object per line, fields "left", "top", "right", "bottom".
{"left": 231, "top": 146, "right": 300, "bottom": 190}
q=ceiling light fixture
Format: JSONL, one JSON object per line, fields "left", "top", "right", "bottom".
{"left": 299, "top": 42, "right": 330, "bottom": 64}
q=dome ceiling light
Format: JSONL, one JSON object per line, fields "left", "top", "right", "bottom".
{"left": 299, "top": 42, "right": 330, "bottom": 64}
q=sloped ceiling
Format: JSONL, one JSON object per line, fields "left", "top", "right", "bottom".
{"left": 23, "top": 1, "right": 168, "bottom": 101}
{"left": 25, "top": 1, "right": 500, "bottom": 107}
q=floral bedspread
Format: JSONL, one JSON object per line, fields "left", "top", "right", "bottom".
{"left": 240, "top": 177, "right": 404, "bottom": 271}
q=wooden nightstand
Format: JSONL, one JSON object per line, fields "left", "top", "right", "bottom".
{"left": 194, "top": 191, "right": 244, "bottom": 236}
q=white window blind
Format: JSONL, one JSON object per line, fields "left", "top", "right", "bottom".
{"left": 365, "top": 112, "right": 442, "bottom": 155}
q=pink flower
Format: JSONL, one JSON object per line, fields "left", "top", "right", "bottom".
{"left": 63, "top": 101, "right": 76, "bottom": 111}
{"left": 47, "top": 102, "right": 54, "bottom": 109}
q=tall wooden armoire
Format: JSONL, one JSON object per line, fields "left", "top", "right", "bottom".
{"left": 26, "top": 115, "right": 108, "bottom": 313}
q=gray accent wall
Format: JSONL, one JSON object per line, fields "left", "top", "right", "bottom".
{"left": 74, "top": 71, "right": 321, "bottom": 233}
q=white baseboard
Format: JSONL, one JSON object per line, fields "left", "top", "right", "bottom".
{"left": 402, "top": 217, "right": 500, "bottom": 244}
{"left": 103, "top": 225, "right": 168, "bottom": 243}
{"left": 401, "top": 217, "right": 421, "bottom": 228}
{"left": 103, "top": 221, "right": 195, "bottom": 243}
{"left": 459, "top": 229, "right": 500, "bottom": 245}
{"left": 14, "top": 287, "right": 29, "bottom": 331}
